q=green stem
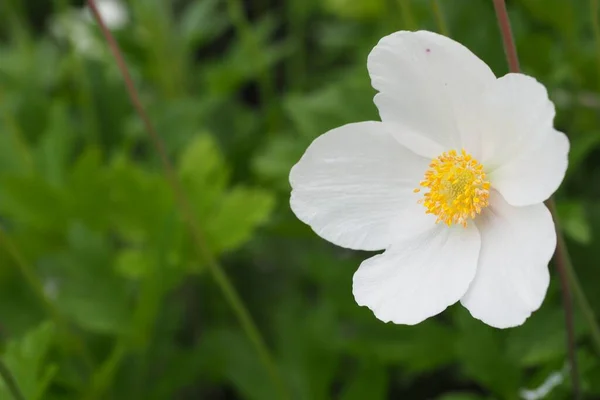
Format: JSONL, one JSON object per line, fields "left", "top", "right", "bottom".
{"left": 492, "top": 1, "right": 595, "bottom": 398}
{"left": 547, "top": 200, "right": 581, "bottom": 400}
{"left": 430, "top": 0, "right": 449, "bottom": 36}
{"left": 86, "top": 342, "right": 127, "bottom": 400}
{"left": 87, "top": 2, "right": 289, "bottom": 398}
{"left": 559, "top": 230, "right": 600, "bottom": 354}
{"left": 0, "top": 360, "right": 25, "bottom": 400}
{"left": 0, "top": 229, "right": 95, "bottom": 371}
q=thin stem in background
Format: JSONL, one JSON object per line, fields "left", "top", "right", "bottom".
{"left": 86, "top": 2, "right": 289, "bottom": 399}
{"left": 0, "top": 359, "right": 25, "bottom": 400}
{"left": 492, "top": 0, "right": 583, "bottom": 398}
{"left": 0, "top": 229, "right": 95, "bottom": 372}
{"left": 591, "top": 0, "right": 600, "bottom": 85}
{"left": 430, "top": 0, "right": 449, "bottom": 36}
{"left": 547, "top": 202, "right": 581, "bottom": 400}
{"left": 492, "top": 0, "right": 519, "bottom": 72}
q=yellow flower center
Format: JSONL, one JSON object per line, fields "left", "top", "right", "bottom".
{"left": 414, "top": 149, "right": 490, "bottom": 227}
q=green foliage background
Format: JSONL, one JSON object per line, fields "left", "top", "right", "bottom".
{"left": 0, "top": 0, "right": 600, "bottom": 398}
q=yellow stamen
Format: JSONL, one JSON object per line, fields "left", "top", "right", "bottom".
{"left": 416, "top": 149, "right": 490, "bottom": 227}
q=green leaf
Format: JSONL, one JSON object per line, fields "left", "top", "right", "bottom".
{"left": 65, "top": 148, "right": 112, "bottom": 230}
{"left": 556, "top": 200, "right": 592, "bottom": 244}
{"left": 436, "top": 393, "right": 487, "bottom": 400}
{"left": 115, "top": 248, "right": 151, "bottom": 279}
{"left": 107, "top": 156, "right": 174, "bottom": 243}
{"left": 178, "top": 134, "right": 275, "bottom": 257}
{"left": 567, "top": 130, "right": 600, "bottom": 176}
{"left": 35, "top": 102, "right": 74, "bottom": 187}
{"left": 283, "top": 71, "right": 378, "bottom": 140}
{"left": 203, "top": 15, "right": 292, "bottom": 95}
{"left": 274, "top": 299, "right": 339, "bottom": 400}
{"left": 206, "top": 186, "right": 275, "bottom": 254}
{"left": 47, "top": 224, "right": 131, "bottom": 335}
{"left": 179, "top": 0, "right": 229, "bottom": 49}
{"left": 339, "top": 364, "right": 387, "bottom": 400}
{"left": 454, "top": 309, "right": 520, "bottom": 398}
{"left": 0, "top": 321, "right": 56, "bottom": 400}
{"left": 0, "top": 174, "right": 67, "bottom": 231}
{"left": 506, "top": 306, "right": 571, "bottom": 367}
{"left": 0, "top": 120, "right": 33, "bottom": 176}
{"left": 196, "top": 329, "right": 278, "bottom": 400}
{"left": 253, "top": 135, "right": 306, "bottom": 191}
{"left": 347, "top": 320, "right": 458, "bottom": 373}
{"left": 178, "top": 134, "right": 229, "bottom": 213}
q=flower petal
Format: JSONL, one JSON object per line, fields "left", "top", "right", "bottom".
{"left": 490, "top": 129, "right": 569, "bottom": 206}
{"left": 461, "top": 191, "right": 556, "bottom": 329}
{"left": 353, "top": 224, "right": 480, "bottom": 325}
{"left": 469, "top": 73, "right": 557, "bottom": 169}
{"left": 290, "top": 121, "right": 429, "bottom": 251}
{"left": 367, "top": 30, "right": 495, "bottom": 158}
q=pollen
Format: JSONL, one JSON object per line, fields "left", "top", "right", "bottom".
{"left": 415, "top": 149, "right": 490, "bottom": 227}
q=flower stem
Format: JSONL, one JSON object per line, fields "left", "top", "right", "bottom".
{"left": 430, "top": 0, "right": 449, "bottom": 36}
{"left": 0, "top": 359, "right": 25, "bottom": 400}
{"left": 492, "top": 0, "right": 520, "bottom": 72}
{"left": 547, "top": 202, "right": 581, "bottom": 400}
{"left": 86, "top": 2, "right": 288, "bottom": 399}
{"left": 492, "top": 1, "right": 589, "bottom": 398}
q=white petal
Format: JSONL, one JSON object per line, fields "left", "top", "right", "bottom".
{"left": 353, "top": 224, "right": 480, "bottom": 325}
{"left": 490, "top": 129, "right": 569, "bottom": 206}
{"left": 367, "top": 30, "right": 495, "bottom": 158}
{"left": 461, "top": 191, "right": 556, "bottom": 328}
{"left": 290, "top": 121, "right": 429, "bottom": 251}
{"left": 469, "top": 73, "right": 557, "bottom": 169}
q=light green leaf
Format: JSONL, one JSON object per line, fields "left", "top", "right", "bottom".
{"left": 206, "top": 186, "right": 275, "bottom": 254}
{"left": 35, "top": 102, "right": 73, "bottom": 187}
{"left": 178, "top": 134, "right": 229, "bottom": 212}
{"left": 253, "top": 135, "right": 306, "bottom": 191}
{"left": 179, "top": 0, "right": 229, "bottom": 49}
{"left": 48, "top": 224, "right": 131, "bottom": 335}
{"left": 178, "top": 134, "right": 275, "bottom": 257}
{"left": 107, "top": 156, "right": 174, "bottom": 243}
{"left": 0, "top": 321, "right": 56, "bottom": 400}
{"left": 283, "top": 71, "right": 377, "bottom": 140}
{"left": 115, "top": 248, "right": 151, "bottom": 279}
{"left": 556, "top": 200, "right": 592, "bottom": 244}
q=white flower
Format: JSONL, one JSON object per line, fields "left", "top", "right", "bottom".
{"left": 50, "top": 0, "right": 128, "bottom": 58}
{"left": 83, "top": 0, "right": 129, "bottom": 30}
{"left": 289, "top": 31, "right": 569, "bottom": 328}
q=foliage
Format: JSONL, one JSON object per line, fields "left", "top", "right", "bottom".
{"left": 0, "top": 0, "right": 599, "bottom": 399}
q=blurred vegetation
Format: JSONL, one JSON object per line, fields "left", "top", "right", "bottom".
{"left": 0, "top": 0, "right": 600, "bottom": 399}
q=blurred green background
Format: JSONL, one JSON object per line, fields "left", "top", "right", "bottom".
{"left": 0, "top": 0, "right": 600, "bottom": 399}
